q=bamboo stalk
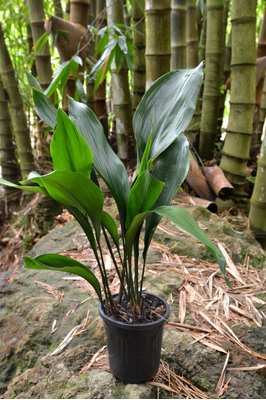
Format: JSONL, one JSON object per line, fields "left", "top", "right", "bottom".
{"left": 199, "top": 0, "right": 224, "bottom": 160}
{"left": 132, "top": 0, "right": 145, "bottom": 112}
{"left": 146, "top": 0, "right": 171, "bottom": 88}
{"left": 219, "top": 0, "right": 257, "bottom": 196}
{"left": 171, "top": 0, "right": 187, "bottom": 70}
{"left": 0, "top": 76, "right": 21, "bottom": 193}
{"left": 0, "top": 24, "right": 35, "bottom": 180}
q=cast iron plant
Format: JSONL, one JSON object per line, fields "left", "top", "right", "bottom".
{"left": 0, "top": 62, "right": 229, "bottom": 321}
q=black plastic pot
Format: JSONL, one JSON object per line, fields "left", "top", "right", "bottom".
{"left": 98, "top": 292, "right": 170, "bottom": 383}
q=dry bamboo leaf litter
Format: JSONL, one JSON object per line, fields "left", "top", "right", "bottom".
{"left": 34, "top": 280, "right": 64, "bottom": 302}
{"left": 79, "top": 345, "right": 108, "bottom": 374}
{"left": 51, "top": 319, "right": 57, "bottom": 334}
{"left": 227, "top": 364, "right": 266, "bottom": 371}
{"left": 82, "top": 351, "right": 211, "bottom": 399}
{"left": 30, "top": 221, "right": 266, "bottom": 393}
{"left": 215, "top": 352, "right": 230, "bottom": 397}
{"left": 178, "top": 288, "right": 186, "bottom": 323}
{"left": 149, "top": 360, "right": 212, "bottom": 399}
{"left": 51, "top": 310, "right": 92, "bottom": 356}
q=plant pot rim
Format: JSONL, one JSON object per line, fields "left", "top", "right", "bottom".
{"left": 98, "top": 291, "right": 170, "bottom": 330}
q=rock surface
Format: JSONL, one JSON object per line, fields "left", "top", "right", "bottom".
{"left": 1, "top": 204, "right": 266, "bottom": 398}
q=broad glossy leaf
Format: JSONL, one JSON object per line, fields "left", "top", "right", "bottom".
{"left": 153, "top": 206, "right": 227, "bottom": 280}
{"left": 138, "top": 131, "right": 153, "bottom": 177}
{"left": 23, "top": 254, "right": 102, "bottom": 301}
{"left": 0, "top": 177, "right": 49, "bottom": 196}
{"left": 68, "top": 98, "right": 130, "bottom": 223}
{"left": 101, "top": 211, "right": 120, "bottom": 249}
{"left": 144, "top": 133, "right": 190, "bottom": 255}
{"left": 25, "top": 170, "right": 104, "bottom": 240}
{"left": 126, "top": 170, "right": 164, "bottom": 231}
{"left": 51, "top": 109, "right": 93, "bottom": 178}
{"left": 22, "top": 172, "right": 99, "bottom": 257}
{"left": 66, "top": 205, "right": 98, "bottom": 255}
{"left": 32, "top": 87, "right": 57, "bottom": 128}
{"left": 27, "top": 73, "right": 57, "bottom": 125}
{"left": 125, "top": 205, "right": 227, "bottom": 283}
{"left": 30, "top": 87, "right": 130, "bottom": 224}
{"left": 133, "top": 63, "right": 203, "bottom": 164}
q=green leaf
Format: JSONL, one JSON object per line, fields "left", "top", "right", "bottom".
{"left": 21, "top": 171, "right": 45, "bottom": 186}
{"left": 88, "top": 38, "right": 117, "bottom": 80}
{"left": 125, "top": 205, "right": 227, "bottom": 284}
{"left": 75, "top": 78, "right": 87, "bottom": 104}
{"left": 70, "top": 57, "right": 79, "bottom": 78}
{"left": 114, "top": 44, "right": 122, "bottom": 72}
{"left": 33, "top": 31, "right": 49, "bottom": 54}
{"left": 126, "top": 211, "right": 149, "bottom": 248}
{"left": 72, "top": 55, "right": 83, "bottom": 66}
{"left": 128, "top": 0, "right": 144, "bottom": 14}
{"left": 32, "top": 87, "right": 57, "bottom": 128}
{"left": 154, "top": 206, "right": 226, "bottom": 282}
{"left": 126, "top": 170, "right": 164, "bottom": 231}
{"left": 134, "top": 63, "right": 203, "bottom": 165}
{"left": 144, "top": 133, "right": 190, "bottom": 255}
{"left": 23, "top": 254, "right": 102, "bottom": 302}
{"left": 118, "top": 35, "right": 127, "bottom": 53}
{"left": 138, "top": 125, "right": 153, "bottom": 177}
{"left": 51, "top": 109, "right": 93, "bottom": 178}
{"left": 26, "top": 71, "right": 42, "bottom": 92}
{"left": 0, "top": 177, "right": 49, "bottom": 196}
{"left": 154, "top": 206, "right": 226, "bottom": 279}
{"left": 94, "top": 52, "right": 113, "bottom": 90}
{"left": 25, "top": 170, "right": 104, "bottom": 240}
{"left": 66, "top": 205, "right": 98, "bottom": 255}
{"left": 199, "top": 0, "right": 205, "bottom": 16}
{"left": 68, "top": 98, "right": 130, "bottom": 224}
{"left": 101, "top": 211, "right": 120, "bottom": 250}
{"left": 95, "top": 31, "right": 109, "bottom": 55}
{"left": 44, "top": 60, "right": 71, "bottom": 98}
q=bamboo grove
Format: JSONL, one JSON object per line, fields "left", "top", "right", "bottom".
{"left": 1, "top": 0, "right": 266, "bottom": 246}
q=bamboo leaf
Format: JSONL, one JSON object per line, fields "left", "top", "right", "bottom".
{"left": 23, "top": 254, "right": 102, "bottom": 302}
{"left": 118, "top": 35, "right": 127, "bottom": 53}
{"left": 26, "top": 71, "right": 42, "bottom": 92}
{"left": 75, "top": 78, "right": 87, "bottom": 104}
{"left": 114, "top": 44, "right": 122, "bottom": 71}
{"left": 88, "top": 38, "right": 117, "bottom": 80}
{"left": 33, "top": 31, "right": 49, "bottom": 54}
{"left": 72, "top": 55, "right": 83, "bottom": 66}
{"left": 44, "top": 60, "right": 71, "bottom": 98}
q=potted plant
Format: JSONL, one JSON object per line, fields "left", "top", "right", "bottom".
{"left": 0, "top": 62, "right": 229, "bottom": 383}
